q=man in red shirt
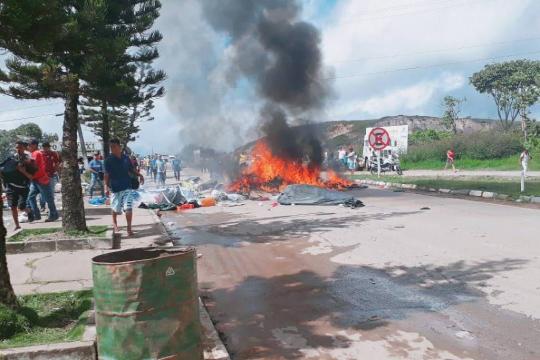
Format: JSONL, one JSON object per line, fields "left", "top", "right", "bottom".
{"left": 27, "top": 139, "right": 58, "bottom": 222}
{"left": 444, "top": 148, "right": 456, "bottom": 172}
{"left": 39, "top": 142, "right": 61, "bottom": 211}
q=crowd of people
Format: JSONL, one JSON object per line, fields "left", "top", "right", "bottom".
{"left": 0, "top": 139, "right": 60, "bottom": 230}
{"left": 137, "top": 155, "right": 182, "bottom": 185}
{"left": 0, "top": 136, "right": 183, "bottom": 234}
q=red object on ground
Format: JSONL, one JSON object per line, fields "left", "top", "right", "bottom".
{"left": 178, "top": 204, "right": 195, "bottom": 211}
{"left": 200, "top": 197, "right": 217, "bottom": 207}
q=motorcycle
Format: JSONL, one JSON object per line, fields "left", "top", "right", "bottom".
{"left": 370, "top": 157, "right": 403, "bottom": 175}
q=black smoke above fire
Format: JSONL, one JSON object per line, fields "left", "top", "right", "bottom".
{"left": 201, "top": 0, "right": 332, "bottom": 162}
{"left": 260, "top": 105, "right": 322, "bottom": 167}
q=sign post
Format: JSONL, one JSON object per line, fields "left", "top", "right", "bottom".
{"left": 521, "top": 169, "right": 526, "bottom": 193}
{"left": 368, "top": 127, "right": 391, "bottom": 178}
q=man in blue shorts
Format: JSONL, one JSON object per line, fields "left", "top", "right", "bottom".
{"left": 104, "top": 138, "right": 144, "bottom": 236}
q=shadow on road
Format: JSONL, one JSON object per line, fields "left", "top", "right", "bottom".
{"left": 171, "top": 210, "right": 421, "bottom": 248}
{"left": 204, "top": 258, "right": 528, "bottom": 359}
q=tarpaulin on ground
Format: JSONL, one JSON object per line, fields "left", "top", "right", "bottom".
{"left": 137, "top": 187, "right": 187, "bottom": 211}
{"left": 277, "top": 185, "right": 364, "bottom": 208}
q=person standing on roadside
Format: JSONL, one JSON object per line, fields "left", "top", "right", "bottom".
{"left": 520, "top": 149, "right": 531, "bottom": 174}
{"left": 338, "top": 147, "right": 347, "bottom": 168}
{"left": 39, "top": 142, "right": 61, "bottom": 211}
{"left": 144, "top": 157, "right": 151, "bottom": 177}
{"left": 104, "top": 138, "right": 144, "bottom": 236}
{"left": 27, "top": 139, "right": 59, "bottom": 222}
{"left": 171, "top": 157, "right": 182, "bottom": 181}
{"left": 155, "top": 155, "right": 166, "bottom": 185}
{"left": 150, "top": 155, "right": 158, "bottom": 182}
{"left": 88, "top": 152, "right": 105, "bottom": 198}
{"left": 0, "top": 141, "right": 36, "bottom": 230}
{"left": 444, "top": 148, "right": 456, "bottom": 172}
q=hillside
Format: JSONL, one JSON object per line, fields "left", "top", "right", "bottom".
{"left": 305, "top": 115, "right": 497, "bottom": 151}
{"left": 235, "top": 115, "right": 497, "bottom": 154}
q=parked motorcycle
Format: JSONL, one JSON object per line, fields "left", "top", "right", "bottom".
{"left": 370, "top": 158, "right": 403, "bottom": 175}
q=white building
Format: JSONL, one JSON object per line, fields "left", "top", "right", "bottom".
{"left": 362, "top": 125, "right": 409, "bottom": 159}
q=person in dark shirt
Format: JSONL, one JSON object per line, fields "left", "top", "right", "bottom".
{"left": 0, "top": 141, "right": 36, "bottom": 230}
{"left": 104, "top": 138, "right": 144, "bottom": 236}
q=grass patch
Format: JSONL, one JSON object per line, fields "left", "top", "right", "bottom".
{"left": 351, "top": 174, "right": 540, "bottom": 198}
{"left": 9, "top": 225, "right": 108, "bottom": 242}
{"left": 402, "top": 155, "right": 540, "bottom": 171}
{"left": 0, "top": 290, "right": 93, "bottom": 349}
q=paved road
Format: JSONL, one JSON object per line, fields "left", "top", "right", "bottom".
{"left": 165, "top": 187, "right": 540, "bottom": 360}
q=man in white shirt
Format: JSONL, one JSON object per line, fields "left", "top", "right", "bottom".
{"left": 338, "top": 147, "right": 347, "bottom": 166}
{"left": 520, "top": 149, "right": 531, "bottom": 173}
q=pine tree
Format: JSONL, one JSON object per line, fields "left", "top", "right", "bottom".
{"left": 80, "top": 1, "right": 165, "bottom": 155}
{"left": 0, "top": 1, "right": 113, "bottom": 232}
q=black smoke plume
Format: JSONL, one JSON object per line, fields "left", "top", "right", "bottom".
{"left": 201, "top": 0, "right": 332, "bottom": 165}
{"left": 260, "top": 104, "right": 322, "bottom": 166}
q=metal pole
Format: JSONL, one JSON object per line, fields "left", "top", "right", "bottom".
{"left": 377, "top": 150, "right": 381, "bottom": 178}
{"left": 521, "top": 169, "right": 526, "bottom": 193}
{"left": 77, "top": 121, "right": 89, "bottom": 169}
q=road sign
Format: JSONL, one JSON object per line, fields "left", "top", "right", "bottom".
{"left": 368, "top": 127, "right": 391, "bottom": 151}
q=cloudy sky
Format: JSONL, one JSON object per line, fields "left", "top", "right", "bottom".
{"left": 1, "top": 0, "right": 540, "bottom": 154}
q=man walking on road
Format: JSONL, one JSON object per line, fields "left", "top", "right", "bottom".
{"left": 104, "top": 138, "right": 144, "bottom": 236}
{"left": 444, "top": 148, "right": 456, "bottom": 172}
{"left": 27, "top": 139, "right": 59, "bottom": 222}
{"left": 172, "top": 157, "right": 182, "bottom": 181}
{"left": 155, "top": 155, "right": 166, "bottom": 185}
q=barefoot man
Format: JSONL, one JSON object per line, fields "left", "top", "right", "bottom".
{"left": 104, "top": 138, "right": 144, "bottom": 236}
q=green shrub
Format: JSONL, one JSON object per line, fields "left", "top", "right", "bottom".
{"left": 410, "top": 129, "right": 451, "bottom": 145}
{"left": 0, "top": 305, "right": 31, "bottom": 340}
{"left": 403, "top": 130, "right": 523, "bottom": 162}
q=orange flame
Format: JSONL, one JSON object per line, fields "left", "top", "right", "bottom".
{"left": 229, "top": 141, "right": 353, "bottom": 193}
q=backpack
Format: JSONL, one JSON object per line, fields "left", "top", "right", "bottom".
{"left": 0, "top": 157, "right": 36, "bottom": 186}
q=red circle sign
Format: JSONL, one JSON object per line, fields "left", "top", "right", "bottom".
{"left": 368, "top": 127, "right": 391, "bottom": 151}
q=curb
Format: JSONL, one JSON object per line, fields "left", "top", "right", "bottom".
{"left": 200, "top": 299, "right": 231, "bottom": 360}
{"left": 149, "top": 208, "right": 232, "bottom": 360}
{"left": 356, "top": 179, "right": 540, "bottom": 204}
{"left": 0, "top": 341, "right": 96, "bottom": 360}
{"left": 6, "top": 230, "right": 116, "bottom": 255}
{"left": 0, "top": 315, "right": 96, "bottom": 360}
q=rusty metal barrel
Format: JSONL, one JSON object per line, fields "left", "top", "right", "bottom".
{"left": 92, "top": 247, "right": 202, "bottom": 360}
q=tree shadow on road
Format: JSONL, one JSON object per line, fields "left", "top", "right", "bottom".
{"left": 172, "top": 210, "right": 421, "bottom": 248}
{"left": 203, "top": 258, "right": 528, "bottom": 359}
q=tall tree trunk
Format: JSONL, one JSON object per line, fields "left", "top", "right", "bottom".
{"left": 101, "top": 100, "right": 110, "bottom": 158}
{"left": 0, "top": 178, "right": 19, "bottom": 309}
{"left": 61, "top": 82, "right": 87, "bottom": 231}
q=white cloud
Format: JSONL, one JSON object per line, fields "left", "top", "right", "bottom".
{"left": 322, "top": 0, "right": 540, "bottom": 120}
{"left": 336, "top": 73, "right": 465, "bottom": 118}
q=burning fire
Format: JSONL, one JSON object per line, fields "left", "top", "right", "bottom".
{"left": 229, "top": 141, "right": 353, "bottom": 193}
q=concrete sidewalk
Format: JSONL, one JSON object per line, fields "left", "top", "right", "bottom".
{"left": 7, "top": 204, "right": 168, "bottom": 295}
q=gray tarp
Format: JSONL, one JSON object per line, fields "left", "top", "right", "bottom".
{"left": 277, "top": 185, "right": 364, "bottom": 208}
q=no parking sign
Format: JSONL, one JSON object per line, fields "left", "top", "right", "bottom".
{"left": 368, "top": 127, "right": 391, "bottom": 151}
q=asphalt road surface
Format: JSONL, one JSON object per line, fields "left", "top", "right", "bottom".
{"left": 165, "top": 187, "right": 540, "bottom": 360}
